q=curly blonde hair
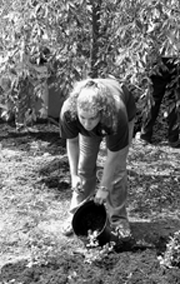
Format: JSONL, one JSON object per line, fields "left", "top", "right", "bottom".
{"left": 68, "top": 79, "right": 119, "bottom": 131}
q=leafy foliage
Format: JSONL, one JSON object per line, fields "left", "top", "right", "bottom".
{"left": 159, "top": 230, "right": 180, "bottom": 268}
{"left": 0, "top": 0, "right": 180, "bottom": 125}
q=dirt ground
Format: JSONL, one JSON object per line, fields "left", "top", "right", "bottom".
{"left": 0, "top": 121, "right": 180, "bottom": 284}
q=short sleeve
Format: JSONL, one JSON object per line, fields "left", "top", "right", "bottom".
{"left": 106, "top": 110, "right": 129, "bottom": 151}
{"left": 59, "top": 99, "right": 79, "bottom": 139}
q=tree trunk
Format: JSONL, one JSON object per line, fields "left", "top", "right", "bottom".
{"left": 89, "top": 0, "right": 102, "bottom": 78}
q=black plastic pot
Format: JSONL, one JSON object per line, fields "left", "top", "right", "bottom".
{"left": 72, "top": 200, "right": 112, "bottom": 247}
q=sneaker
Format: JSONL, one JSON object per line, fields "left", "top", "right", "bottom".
{"left": 62, "top": 217, "right": 74, "bottom": 236}
{"left": 113, "top": 219, "right": 131, "bottom": 240}
{"left": 135, "top": 132, "right": 152, "bottom": 144}
{"left": 140, "top": 134, "right": 152, "bottom": 144}
{"left": 169, "top": 140, "right": 180, "bottom": 148}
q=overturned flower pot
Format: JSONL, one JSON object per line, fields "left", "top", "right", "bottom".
{"left": 72, "top": 200, "right": 113, "bottom": 247}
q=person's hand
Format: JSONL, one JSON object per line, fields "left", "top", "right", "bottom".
{"left": 72, "top": 175, "right": 84, "bottom": 193}
{"left": 94, "top": 186, "right": 109, "bottom": 204}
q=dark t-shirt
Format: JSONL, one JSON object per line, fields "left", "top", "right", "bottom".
{"left": 59, "top": 79, "right": 136, "bottom": 151}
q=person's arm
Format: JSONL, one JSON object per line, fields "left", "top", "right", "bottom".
{"left": 99, "top": 111, "right": 129, "bottom": 191}
{"left": 101, "top": 148, "right": 122, "bottom": 188}
{"left": 66, "top": 137, "right": 82, "bottom": 189}
{"left": 94, "top": 148, "right": 124, "bottom": 203}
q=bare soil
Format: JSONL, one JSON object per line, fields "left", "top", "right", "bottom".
{"left": 0, "top": 121, "right": 180, "bottom": 284}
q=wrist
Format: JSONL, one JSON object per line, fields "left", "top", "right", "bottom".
{"left": 71, "top": 173, "right": 78, "bottom": 179}
{"left": 99, "top": 185, "right": 109, "bottom": 192}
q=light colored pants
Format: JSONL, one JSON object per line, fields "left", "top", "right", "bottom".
{"left": 69, "top": 119, "right": 135, "bottom": 227}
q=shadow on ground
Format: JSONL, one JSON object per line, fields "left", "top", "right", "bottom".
{"left": 0, "top": 122, "right": 66, "bottom": 156}
{"left": 130, "top": 218, "right": 180, "bottom": 253}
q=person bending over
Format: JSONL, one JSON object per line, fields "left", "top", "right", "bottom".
{"left": 59, "top": 78, "right": 136, "bottom": 239}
